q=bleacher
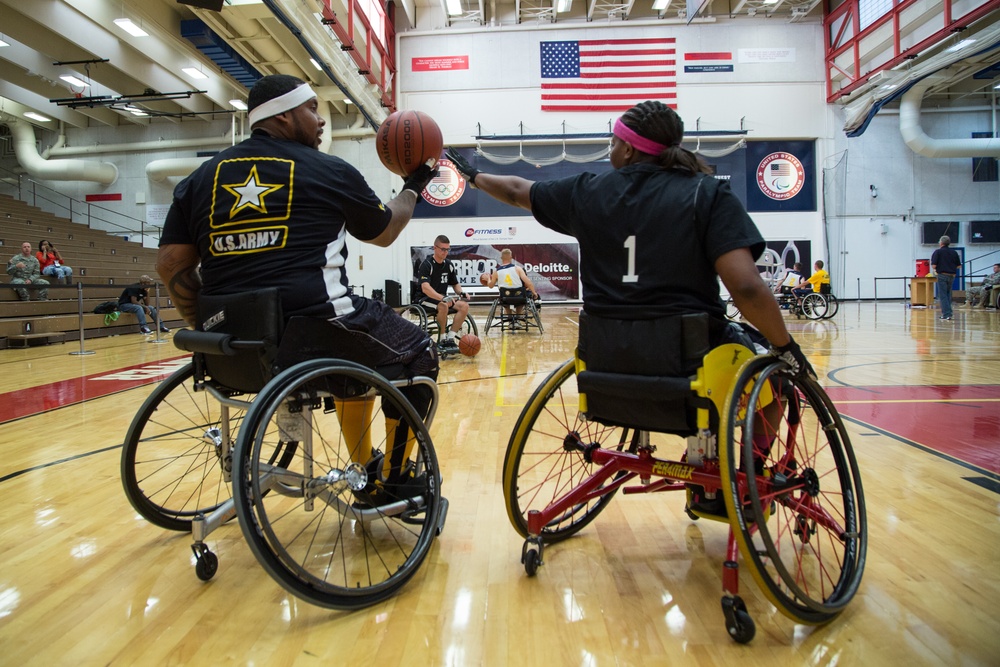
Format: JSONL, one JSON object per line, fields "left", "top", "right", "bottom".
{"left": 0, "top": 194, "right": 182, "bottom": 348}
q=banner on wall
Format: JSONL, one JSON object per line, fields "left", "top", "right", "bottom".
{"left": 758, "top": 240, "right": 812, "bottom": 286}
{"left": 410, "top": 243, "right": 580, "bottom": 300}
{"left": 744, "top": 140, "right": 816, "bottom": 212}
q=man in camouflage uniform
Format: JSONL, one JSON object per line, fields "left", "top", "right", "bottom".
{"left": 6, "top": 241, "right": 49, "bottom": 301}
{"left": 967, "top": 263, "right": 1000, "bottom": 308}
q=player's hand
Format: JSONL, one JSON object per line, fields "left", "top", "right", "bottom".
{"left": 460, "top": 292, "right": 470, "bottom": 301}
{"left": 769, "top": 337, "right": 816, "bottom": 380}
{"left": 402, "top": 161, "right": 439, "bottom": 194}
{"left": 445, "top": 148, "right": 480, "bottom": 186}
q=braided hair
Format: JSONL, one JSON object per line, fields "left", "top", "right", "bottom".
{"left": 619, "top": 101, "right": 712, "bottom": 175}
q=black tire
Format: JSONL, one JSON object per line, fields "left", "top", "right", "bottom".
{"left": 801, "top": 293, "right": 828, "bottom": 320}
{"left": 719, "top": 356, "right": 866, "bottom": 624}
{"left": 232, "top": 359, "right": 442, "bottom": 609}
{"left": 399, "top": 304, "right": 428, "bottom": 332}
{"left": 822, "top": 294, "right": 840, "bottom": 319}
{"left": 121, "top": 363, "right": 252, "bottom": 531}
{"left": 502, "top": 359, "right": 640, "bottom": 541}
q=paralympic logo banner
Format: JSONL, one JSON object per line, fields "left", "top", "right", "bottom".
{"left": 744, "top": 140, "right": 816, "bottom": 212}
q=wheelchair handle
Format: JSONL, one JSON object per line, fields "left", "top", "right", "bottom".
{"left": 173, "top": 329, "right": 267, "bottom": 356}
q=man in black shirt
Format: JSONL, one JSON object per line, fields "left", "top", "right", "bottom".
{"left": 930, "top": 235, "right": 961, "bottom": 320}
{"left": 416, "top": 235, "right": 470, "bottom": 352}
{"left": 119, "top": 275, "right": 168, "bottom": 335}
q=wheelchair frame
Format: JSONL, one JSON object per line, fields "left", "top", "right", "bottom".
{"left": 726, "top": 289, "right": 839, "bottom": 321}
{"left": 398, "top": 299, "right": 479, "bottom": 346}
{"left": 502, "top": 345, "right": 866, "bottom": 643}
{"left": 483, "top": 292, "right": 544, "bottom": 334}
{"left": 121, "top": 328, "right": 448, "bottom": 609}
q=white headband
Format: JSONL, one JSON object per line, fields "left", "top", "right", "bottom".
{"left": 248, "top": 83, "right": 316, "bottom": 127}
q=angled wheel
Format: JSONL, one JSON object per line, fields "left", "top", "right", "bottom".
{"left": 483, "top": 299, "right": 500, "bottom": 334}
{"left": 399, "top": 304, "right": 429, "bottom": 333}
{"left": 503, "top": 359, "right": 640, "bottom": 541}
{"left": 232, "top": 359, "right": 442, "bottom": 609}
{"left": 800, "top": 293, "right": 828, "bottom": 320}
{"left": 725, "top": 298, "right": 741, "bottom": 320}
{"left": 821, "top": 294, "right": 839, "bottom": 319}
{"left": 462, "top": 313, "right": 479, "bottom": 336}
{"left": 527, "top": 299, "right": 545, "bottom": 333}
{"left": 121, "top": 363, "right": 252, "bottom": 531}
{"left": 719, "top": 356, "right": 866, "bottom": 625}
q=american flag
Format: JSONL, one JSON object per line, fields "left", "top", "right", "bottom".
{"left": 539, "top": 38, "right": 676, "bottom": 113}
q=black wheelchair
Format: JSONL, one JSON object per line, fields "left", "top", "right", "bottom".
{"left": 483, "top": 288, "right": 543, "bottom": 334}
{"left": 502, "top": 313, "right": 866, "bottom": 642}
{"left": 398, "top": 280, "right": 479, "bottom": 341}
{"left": 728, "top": 286, "right": 839, "bottom": 321}
{"left": 121, "top": 288, "right": 447, "bottom": 608}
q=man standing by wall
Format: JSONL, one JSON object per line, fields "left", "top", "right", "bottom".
{"left": 930, "top": 235, "right": 961, "bottom": 321}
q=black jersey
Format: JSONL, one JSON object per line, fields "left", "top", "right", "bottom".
{"left": 416, "top": 257, "right": 458, "bottom": 298}
{"left": 530, "top": 163, "right": 764, "bottom": 320}
{"left": 160, "top": 131, "right": 392, "bottom": 319}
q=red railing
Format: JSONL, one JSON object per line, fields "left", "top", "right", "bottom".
{"left": 320, "top": 0, "right": 398, "bottom": 111}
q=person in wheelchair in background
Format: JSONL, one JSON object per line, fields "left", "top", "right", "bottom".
{"left": 415, "top": 235, "right": 472, "bottom": 353}
{"left": 792, "top": 259, "right": 831, "bottom": 304}
{"left": 447, "top": 100, "right": 815, "bottom": 516}
{"left": 484, "top": 247, "right": 538, "bottom": 327}
{"left": 156, "top": 74, "right": 440, "bottom": 507}
{"left": 774, "top": 261, "right": 805, "bottom": 306}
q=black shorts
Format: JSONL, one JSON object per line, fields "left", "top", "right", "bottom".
{"left": 333, "top": 297, "right": 438, "bottom": 380}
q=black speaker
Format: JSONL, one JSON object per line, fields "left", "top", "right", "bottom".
{"left": 384, "top": 280, "right": 402, "bottom": 308}
{"left": 177, "top": 0, "right": 225, "bottom": 10}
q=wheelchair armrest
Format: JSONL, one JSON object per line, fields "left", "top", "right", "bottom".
{"left": 578, "top": 370, "right": 692, "bottom": 400}
{"left": 174, "top": 329, "right": 266, "bottom": 356}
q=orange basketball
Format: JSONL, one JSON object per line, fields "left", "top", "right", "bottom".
{"left": 479, "top": 273, "right": 490, "bottom": 286}
{"left": 458, "top": 333, "right": 481, "bottom": 357}
{"left": 375, "top": 110, "right": 443, "bottom": 177}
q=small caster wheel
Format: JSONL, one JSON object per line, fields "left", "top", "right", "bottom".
{"left": 721, "top": 595, "right": 755, "bottom": 644}
{"left": 192, "top": 544, "right": 218, "bottom": 581}
{"left": 684, "top": 507, "right": 699, "bottom": 521}
{"left": 523, "top": 548, "right": 540, "bottom": 577}
{"left": 436, "top": 498, "right": 449, "bottom": 536}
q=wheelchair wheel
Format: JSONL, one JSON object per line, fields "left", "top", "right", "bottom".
{"left": 719, "top": 356, "right": 866, "bottom": 625}
{"left": 232, "top": 359, "right": 442, "bottom": 609}
{"left": 503, "top": 359, "right": 639, "bottom": 541}
{"left": 725, "top": 298, "right": 741, "bottom": 320}
{"left": 121, "top": 363, "right": 249, "bottom": 531}
{"left": 399, "top": 304, "right": 428, "bottom": 332}
{"left": 821, "top": 294, "right": 839, "bottom": 319}
{"left": 800, "top": 293, "right": 828, "bottom": 320}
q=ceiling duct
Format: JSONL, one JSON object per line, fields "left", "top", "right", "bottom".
{"left": 181, "top": 20, "right": 262, "bottom": 89}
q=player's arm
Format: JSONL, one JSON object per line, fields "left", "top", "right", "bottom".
{"left": 716, "top": 248, "right": 791, "bottom": 348}
{"left": 517, "top": 267, "right": 537, "bottom": 296}
{"left": 486, "top": 271, "right": 498, "bottom": 289}
{"left": 157, "top": 243, "right": 202, "bottom": 327}
{"left": 446, "top": 148, "right": 533, "bottom": 210}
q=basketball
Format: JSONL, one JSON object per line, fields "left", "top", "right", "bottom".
{"left": 479, "top": 273, "right": 490, "bottom": 286}
{"left": 375, "top": 110, "right": 444, "bottom": 177}
{"left": 458, "top": 333, "right": 481, "bottom": 357}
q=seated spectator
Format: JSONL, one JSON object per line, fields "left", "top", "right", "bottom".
{"left": 119, "top": 275, "right": 169, "bottom": 335}
{"left": 967, "top": 263, "right": 1000, "bottom": 308}
{"left": 485, "top": 248, "right": 538, "bottom": 324}
{"left": 793, "top": 260, "right": 831, "bottom": 300}
{"left": 7, "top": 241, "right": 49, "bottom": 301}
{"left": 36, "top": 239, "right": 73, "bottom": 285}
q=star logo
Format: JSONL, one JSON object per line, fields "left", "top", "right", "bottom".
{"left": 221, "top": 165, "right": 284, "bottom": 217}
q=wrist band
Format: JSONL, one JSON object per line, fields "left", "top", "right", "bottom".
{"left": 613, "top": 118, "right": 670, "bottom": 156}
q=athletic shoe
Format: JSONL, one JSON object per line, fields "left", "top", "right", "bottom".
{"left": 438, "top": 337, "right": 459, "bottom": 353}
{"left": 939, "top": 316, "right": 953, "bottom": 320}
{"left": 354, "top": 470, "right": 427, "bottom": 509}
{"left": 159, "top": 325, "right": 170, "bottom": 333}
{"left": 139, "top": 326, "right": 152, "bottom": 334}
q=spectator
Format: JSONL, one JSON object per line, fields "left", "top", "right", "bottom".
{"left": 36, "top": 239, "right": 73, "bottom": 285}
{"left": 967, "top": 263, "right": 1000, "bottom": 308}
{"left": 119, "top": 275, "right": 169, "bottom": 335}
{"left": 930, "top": 236, "right": 961, "bottom": 321}
{"left": 7, "top": 241, "right": 49, "bottom": 301}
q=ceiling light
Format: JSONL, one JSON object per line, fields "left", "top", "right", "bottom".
{"left": 309, "top": 58, "right": 322, "bottom": 71}
{"left": 229, "top": 99, "right": 248, "bottom": 110}
{"left": 556, "top": 0, "right": 572, "bottom": 11}
{"left": 344, "top": 98, "right": 353, "bottom": 105}
{"left": 182, "top": 67, "right": 209, "bottom": 80}
{"left": 762, "top": 0, "right": 778, "bottom": 4}
{"left": 24, "top": 112, "right": 52, "bottom": 122}
{"left": 652, "top": 0, "right": 669, "bottom": 9}
{"left": 0, "top": 38, "right": 9, "bottom": 48}
{"left": 123, "top": 105, "right": 149, "bottom": 116}
{"left": 445, "top": 0, "right": 462, "bottom": 16}
{"left": 60, "top": 75, "right": 89, "bottom": 88}
{"left": 114, "top": 18, "right": 148, "bottom": 37}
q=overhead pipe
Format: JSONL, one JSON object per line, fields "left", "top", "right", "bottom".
{"left": 44, "top": 134, "right": 238, "bottom": 157}
{"left": 2, "top": 116, "right": 118, "bottom": 185}
{"left": 146, "top": 157, "right": 213, "bottom": 183}
{"left": 900, "top": 75, "right": 1000, "bottom": 158}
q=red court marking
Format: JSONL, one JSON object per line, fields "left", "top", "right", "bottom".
{"left": 824, "top": 385, "right": 1000, "bottom": 475}
{"left": 0, "top": 355, "right": 190, "bottom": 424}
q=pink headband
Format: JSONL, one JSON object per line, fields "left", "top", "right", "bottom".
{"left": 613, "top": 118, "right": 671, "bottom": 155}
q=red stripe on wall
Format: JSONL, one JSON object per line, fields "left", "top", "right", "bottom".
{"left": 684, "top": 52, "right": 732, "bottom": 61}
{"left": 85, "top": 193, "right": 123, "bottom": 202}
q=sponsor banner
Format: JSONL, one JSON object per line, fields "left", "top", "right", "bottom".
{"left": 412, "top": 55, "right": 469, "bottom": 72}
{"left": 411, "top": 243, "right": 580, "bottom": 300}
{"left": 683, "top": 51, "right": 733, "bottom": 74}
{"left": 745, "top": 140, "right": 816, "bottom": 212}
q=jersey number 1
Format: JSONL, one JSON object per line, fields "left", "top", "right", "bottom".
{"left": 623, "top": 235, "right": 638, "bottom": 283}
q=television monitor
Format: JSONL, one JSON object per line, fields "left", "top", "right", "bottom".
{"left": 969, "top": 220, "right": 1000, "bottom": 244}
{"left": 921, "top": 221, "right": 959, "bottom": 245}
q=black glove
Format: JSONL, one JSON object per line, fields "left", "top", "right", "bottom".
{"left": 402, "top": 163, "right": 439, "bottom": 194}
{"left": 769, "top": 337, "right": 816, "bottom": 379}
{"left": 445, "top": 147, "right": 480, "bottom": 187}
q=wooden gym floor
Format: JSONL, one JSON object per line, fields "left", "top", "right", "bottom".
{"left": 0, "top": 302, "right": 997, "bottom": 666}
